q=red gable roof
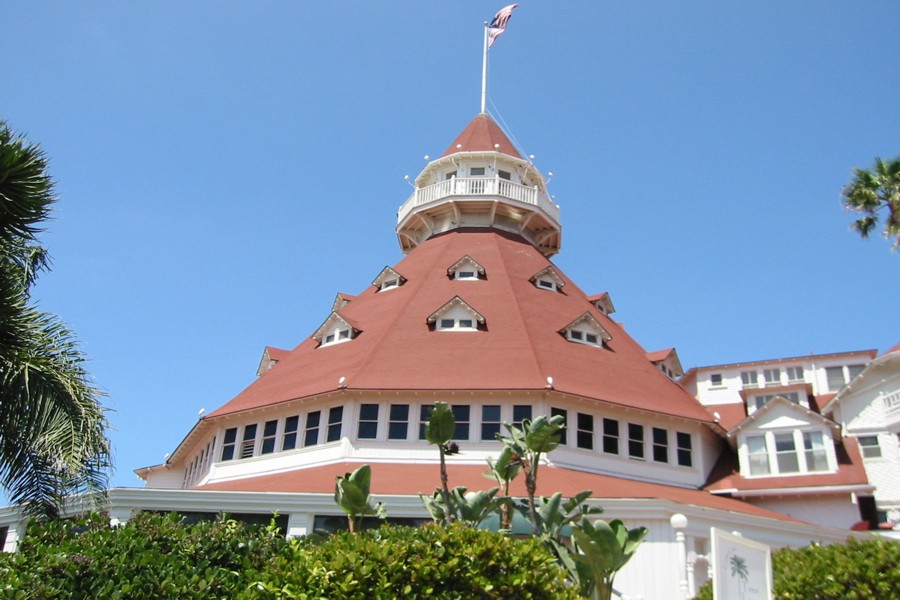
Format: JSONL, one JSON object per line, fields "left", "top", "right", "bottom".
{"left": 196, "top": 461, "right": 800, "bottom": 523}
{"left": 441, "top": 113, "right": 522, "bottom": 159}
{"left": 207, "top": 229, "right": 712, "bottom": 423}
{"left": 704, "top": 436, "right": 871, "bottom": 494}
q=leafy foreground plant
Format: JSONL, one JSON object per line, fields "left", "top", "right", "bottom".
{"left": 334, "top": 464, "right": 386, "bottom": 533}
{"left": 253, "top": 521, "right": 585, "bottom": 600}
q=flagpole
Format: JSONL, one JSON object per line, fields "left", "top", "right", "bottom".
{"left": 480, "top": 21, "right": 489, "bottom": 114}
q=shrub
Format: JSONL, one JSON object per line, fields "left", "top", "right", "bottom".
{"left": 249, "top": 522, "right": 584, "bottom": 600}
{"left": 0, "top": 512, "right": 287, "bottom": 599}
{"left": 694, "top": 537, "right": 900, "bottom": 600}
{"left": 0, "top": 514, "right": 584, "bottom": 599}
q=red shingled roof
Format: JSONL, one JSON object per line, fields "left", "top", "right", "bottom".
{"left": 704, "top": 436, "right": 871, "bottom": 494}
{"left": 441, "top": 113, "right": 522, "bottom": 159}
{"left": 195, "top": 461, "right": 800, "bottom": 522}
{"left": 207, "top": 229, "right": 712, "bottom": 423}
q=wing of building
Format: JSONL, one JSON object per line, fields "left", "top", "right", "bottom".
{"left": 2, "top": 113, "right": 893, "bottom": 599}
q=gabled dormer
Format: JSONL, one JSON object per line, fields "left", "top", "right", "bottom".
{"left": 372, "top": 266, "right": 406, "bottom": 292}
{"left": 256, "top": 346, "right": 289, "bottom": 377}
{"left": 531, "top": 266, "right": 565, "bottom": 292}
{"left": 560, "top": 312, "right": 611, "bottom": 347}
{"left": 587, "top": 292, "right": 616, "bottom": 316}
{"left": 312, "top": 312, "right": 360, "bottom": 347}
{"left": 331, "top": 293, "right": 356, "bottom": 312}
{"left": 447, "top": 255, "right": 485, "bottom": 280}
{"left": 427, "top": 296, "right": 485, "bottom": 331}
{"left": 728, "top": 396, "right": 840, "bottom": 478}
{"left": 647, "top": 348, "right": 684, "bottom": 379}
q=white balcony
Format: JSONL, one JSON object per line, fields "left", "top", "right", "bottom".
{"left": 397, "top": 176, "right": 560, "bottom": 225}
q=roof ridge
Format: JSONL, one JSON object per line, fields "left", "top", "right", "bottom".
{"left": 494, "top": 237, "right": 553, "bottom": 390}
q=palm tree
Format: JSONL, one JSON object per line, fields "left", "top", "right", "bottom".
{"left": 0, "top": 120, "right": 110, "bottom": 518}
{"left": 842, "top": 156, "right": 900, "bottom": 250}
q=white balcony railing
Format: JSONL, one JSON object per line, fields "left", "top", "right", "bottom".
{"left": 884, "top": 389, "right": 900, "bottom": 416}
{"left": 397, "top": 176, "right": 560, "bottom": 224}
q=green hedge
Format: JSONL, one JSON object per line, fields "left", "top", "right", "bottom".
{"left": 0, "top": 513, "right": 584, "bottom": 600}
{"left": 0, "top": 512, "right": 286, "bottom": 599}
{"left": 694, "top": 537, "right": 900, "bottom": 600}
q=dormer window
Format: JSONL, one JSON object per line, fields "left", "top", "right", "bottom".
{"left": 427, "top": 296, "right": 485, "bottom": 332}
{"left": 448, "top": 255, "right": 486, "bottom": 280}
{"left": 568, "top": 329, "right": 600, "bottom": 345}
{"left": 531, "top": 267, "right": 565, "bottom": 292}
{"left": 561, "top": 313, "right": 611, "bottom": 347}
{"left": 372, "top": 266, "right": 406, "bottom": 292}
{"left": 587, "top": 292, "right": 616, "bottom": 316}
{"left": 743, "top": 430, "right": 831, "bottom": 476}
{"left": 438, "top": 317, "right": 476, "bottom": 330}
{"left": 313, "top": 312, "right": 360, "bottom": 348}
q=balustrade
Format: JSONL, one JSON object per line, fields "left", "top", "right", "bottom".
{"left": 397, "top": 176, "right": 559, "bottom": 223}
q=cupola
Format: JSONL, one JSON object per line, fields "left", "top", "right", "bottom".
{"left": 396, "top": 113, "right": 562, "bottom": 257}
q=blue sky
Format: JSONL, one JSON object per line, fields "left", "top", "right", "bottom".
{"left": 2, "top": 2, "right": 898, "bottom": 489}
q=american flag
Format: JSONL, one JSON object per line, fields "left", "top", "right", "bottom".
{"left": 488, "top": 4, "right": 519, "bottom": 48}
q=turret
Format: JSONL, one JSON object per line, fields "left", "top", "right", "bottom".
{"left": 396, "top": 114, "right": 561, "bottom": 257}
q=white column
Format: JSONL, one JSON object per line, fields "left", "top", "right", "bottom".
{"left": 670, "top": 513, "right": 689, "bottom": 599}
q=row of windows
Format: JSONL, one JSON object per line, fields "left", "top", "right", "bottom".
{"left": 744, "top": 430, "right": 829, "bottom": 476}
{"left": 220, "top": 406, "right": 344, "bottom": 461}
{"left": 711, "top": 364, "right": 866, "bottom": 393}
{"left": 565, "top": 410, "right": 693, "bottom": 467}
{"left": 213, "top": 403, "right": 693, "bottom": 470}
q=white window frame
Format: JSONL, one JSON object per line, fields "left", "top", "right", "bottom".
{"left": 436, "top": 317, "right": 476, "bottom": 331}
{"left": 741, "top": 371, "right": 759, "bottom": 389}
{"left": 567, "top": 328, "right": 601, "bottom": 346}
{"left": 786, "top": 366, "right": 804, "bottom": 383}
{"left": 763, "top": 368, "right": 781, "bottom": 387}
{"left": 741, "top": 429, "right": 833, "bottom": 477}
{"left": 858, "top": 435, "right": 883, "bottom": 459}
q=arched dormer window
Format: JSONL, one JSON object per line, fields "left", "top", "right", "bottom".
{"left": 531, "top": 266, "right": 565, "bottom": 292}
{"left": 427, "top": 296, "right": 485, "bottom": 331}
{"left": 447, "top": 255, "right": 486, "bottom": 280}
{"left": 313, "top": 312, "right": 360, "bottom": 347}
{"left": 372, "top": 266, "right": 406, "bottom": 292}
{"left": 561, "top": 313, "right": 611, "bottom": 347}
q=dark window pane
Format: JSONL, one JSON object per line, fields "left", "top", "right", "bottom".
{"left": 389, "top": 404, "right": 409, "bottom": 440}
{"left": 452, "top": 405, "right": 470, "bottom": 440}
{"left": 282, "top": 416, "right": 299, "bottom": 451}
{"left": 360, "top": 404, "right": 379, "bottom": 421}
{"left": 577, "top": 412, "right": 594, "bottom": 450}
{"left": 419, "top": 405, "right": 434, "bottom": 440}
{"left": 551, "top": 407, "right": 567, "bottom": 445}
{"left": 481, "top": 422, "right": 501, "bottom": 440}
{"left": 513, "top": 405, "right": 532, "bottom": 426}
{"left": 602, "top": 418, "right": 619, "bottom": 454}
{"left": 304, "top": 411, "right": 321, "bottom": 447}
{"left": 327, "top": 407, "right": 343, "bottom": 442}
{"left": 628, "top": 423, "right": 644, "bottom": 459}
{"left": 483, "top": 405, "right": 501, "bottom": 422}
{"left": 221, "top": 427, "right": 237, "bottom": 461}
{"left": 358, "top": 404, "right": 379, "bottom": 439}
{"left": 358, "top": 422, "right": 377, "bottom": 439}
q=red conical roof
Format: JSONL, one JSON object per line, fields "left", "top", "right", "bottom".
{"left": 441, "top": 113, "right": 522, "bottom": 158}
{"left": 207, "top": 229, "right": 711, "bottom": 423}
